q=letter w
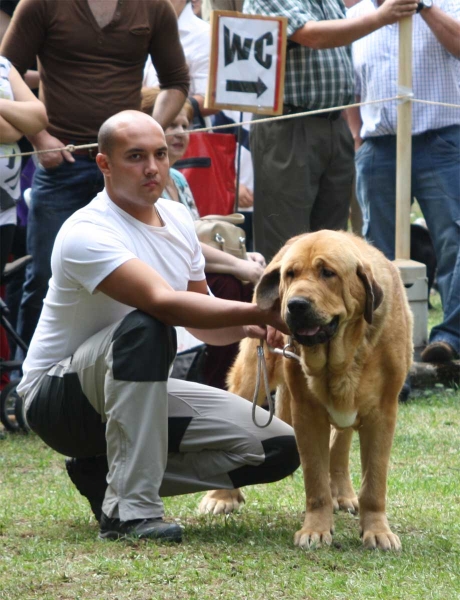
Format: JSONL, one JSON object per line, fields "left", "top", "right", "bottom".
{"left": 224, "top": 26, "right": 253, "bottom": 67}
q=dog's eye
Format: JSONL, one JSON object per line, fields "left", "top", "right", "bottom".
{"left": 286, "top": 269, "right": 295, "bottom": 279}
{"left": 321, "top": 267, "right": 336, "bottom": 279}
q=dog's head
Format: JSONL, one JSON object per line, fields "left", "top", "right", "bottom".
{"left": 256, "top": 231, "right": 384, "bottom": 347}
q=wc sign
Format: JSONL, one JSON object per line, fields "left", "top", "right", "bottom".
{"left": 205, "top": 11, "right": 287, "bottom": 115}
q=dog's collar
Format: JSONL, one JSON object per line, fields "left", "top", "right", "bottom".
{"left": 267, "top": 336, "right": 301, "bottom": 362}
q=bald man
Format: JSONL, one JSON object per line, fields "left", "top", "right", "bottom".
{"left": 17, "top": 111, "right": 299, "bottom": 543}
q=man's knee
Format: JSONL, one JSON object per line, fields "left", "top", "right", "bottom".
{"left": 112, "top": 310, "right": 177, "bottom": 382}
{"left": 262, "top": 435, "right": 300, "bottom": 481}
{"left": 228, "top": 435, "right": 300, "bottom": 488}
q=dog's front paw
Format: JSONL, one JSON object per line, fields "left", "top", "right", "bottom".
{"left": 294, "top": 526, "right": 333, "bottom": 549}
{"left": 360, "top": 513, "right": 401, "bottom": 551}
{"left": 362, "top": 529, "right": 401, "bottom": 551}
{"left": 294, "top": 512, "right": 334, "bottom": 549}
{"left": 198, "top": 489, "right": 245, "bottom": 515}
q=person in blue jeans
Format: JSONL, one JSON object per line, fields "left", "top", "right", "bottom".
{"left": 347, "top": 0, "right": 460, "bottom": 363}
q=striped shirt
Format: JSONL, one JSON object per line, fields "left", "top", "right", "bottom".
{"left": 348, "top": 0, "right": 460, "bottom": 138}
{"left": 243, "top": 0, "right": 354, "bottom": 109}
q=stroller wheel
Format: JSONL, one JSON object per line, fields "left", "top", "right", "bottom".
{"left": 0, "top": 380, "right": 28, "bottom": 433}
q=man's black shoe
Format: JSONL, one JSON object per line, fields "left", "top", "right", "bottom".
{"left": 99, "top": 512, "right": 183, "bottom": 542}
{"left": 65, "top": 456, "right": 108, "bottom": 522}
{"left": 421, "top": 341, "right": 459, "bottom": 363}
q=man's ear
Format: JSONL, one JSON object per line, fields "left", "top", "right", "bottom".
{"left": 96, "top": 153, "right": 110, "bottom": 176}
{"left": 356, "top": 262, "right": 384, "bottom": 324}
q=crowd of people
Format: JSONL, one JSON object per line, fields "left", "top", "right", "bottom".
{"left": 0, "top": 0, "right": 458, "bottom": 542}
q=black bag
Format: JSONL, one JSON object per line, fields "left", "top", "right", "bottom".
{"left": 170, "top": 345, "right": 207, "bottom": 383}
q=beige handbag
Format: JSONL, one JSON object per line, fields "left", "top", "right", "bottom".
{"left": 194, "top": 213, "right": 247, "bottom": 260}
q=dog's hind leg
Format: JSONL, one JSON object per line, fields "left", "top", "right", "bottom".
{"left": 198, "top": 339, "right": 285, "bottom": 516}
{"left": 329, "top": 428, "right": 359, "bottom": 514}
{"left": 198, "top": 488, "right": 245, "bottom": 515}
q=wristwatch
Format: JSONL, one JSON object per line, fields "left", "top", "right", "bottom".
{"left": 416, "top": 0, "right": 433, "bottom": 13}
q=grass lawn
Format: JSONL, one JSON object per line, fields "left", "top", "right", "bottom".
{"left": 1, "top": 383, "right": 459, "bottom": 600}
{"left": 1, "top": 288, "right": 458, "bottom": 600}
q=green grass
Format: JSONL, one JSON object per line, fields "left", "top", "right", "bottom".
{"left": 0, "top": 245, "right": 455, "bottom": 599}
{"left": 1, "top": 388, "right": 459, "bottom": 600}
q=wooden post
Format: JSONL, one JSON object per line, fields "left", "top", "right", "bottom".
{"left": 394, "top": 16, "right": 429, "bottom": 357}
{"left": 395, "top": 16, "right": 413, "bottom": 259}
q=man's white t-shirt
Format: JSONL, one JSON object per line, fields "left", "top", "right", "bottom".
{"left": 18, "top": 189, "right": 205, "bottom": 399}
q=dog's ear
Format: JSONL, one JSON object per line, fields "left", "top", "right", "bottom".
{"left": 356, "top": 263, "right": 384, "bottom": 324}
{"left": 255, "top": 235, "right": 306, "bottom": 310}
{"left": 255, "top": 266, "right": 281, "bottom": 310}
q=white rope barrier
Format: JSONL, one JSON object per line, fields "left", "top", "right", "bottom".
{"left": 411, "top": 98, "right": 460, "bottom": 109}
{"left": 3, "top": 95, "right": 459, "bottom": 160}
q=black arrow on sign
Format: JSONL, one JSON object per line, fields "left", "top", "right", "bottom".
{"left": 226, "top": 77, "right": 268, "bottom": 98}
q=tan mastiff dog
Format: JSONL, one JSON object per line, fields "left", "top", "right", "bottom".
{"left": 200, "top": 230, "right": 413, "bottom": 551}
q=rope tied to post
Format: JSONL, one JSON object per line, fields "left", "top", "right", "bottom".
{"left": 5, "top": 94, "right": 458, "bottom": 160}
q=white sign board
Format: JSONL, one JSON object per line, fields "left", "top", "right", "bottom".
{"left": 205, "top": 11, "right": 287, "bottom": 115}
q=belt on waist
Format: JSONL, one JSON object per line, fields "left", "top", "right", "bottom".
{"left": 60, "top": 139, "right": 99, "bottom": 159}
{"left": 283, "top": 105, "right": 342, "bottom": 121}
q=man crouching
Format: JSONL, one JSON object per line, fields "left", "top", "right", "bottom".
{"left": 18, "top": 110, "right": 299, "bottom": 542}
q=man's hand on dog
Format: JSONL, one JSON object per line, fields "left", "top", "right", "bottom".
{"left": 242, "top": 324, "right": 286, "bottom": 347}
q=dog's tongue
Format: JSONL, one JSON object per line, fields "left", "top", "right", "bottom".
{"left": 296, "top": 326, "right": 320, "bottom": 336}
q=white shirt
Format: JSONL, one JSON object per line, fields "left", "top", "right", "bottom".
{"left": 348, "top": 0, "right": 460, "bottom": 138}
{"left": 18, "top": 190, "right": 205, "bottom": 398}
{"left": 0, "top": 56, "right": 21, "bottom": 226}
{"left": 144, "top": 3, "right": 210, "bottom": 97}
{"left": 212, "top": 109, "right": 254, "bottom": 196}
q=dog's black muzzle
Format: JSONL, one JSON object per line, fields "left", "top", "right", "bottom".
{"left": 286, "top": 297, "right": 339, "bottom": 347}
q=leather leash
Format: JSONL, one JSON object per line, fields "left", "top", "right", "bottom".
{"left": 251, "top": 337, "right": 300, "bottom": 428}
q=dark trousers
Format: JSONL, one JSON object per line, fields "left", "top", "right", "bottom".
{"left": 250, "top": 114, "right": 354, "bottom": 261}
{"left": 26, "top": 310, "right": 299, "bottom": 521}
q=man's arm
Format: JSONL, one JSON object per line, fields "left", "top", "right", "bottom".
{"left": 0, "top": 9, "right": 10, "bottom": 44}
{"left": 290, "top": 0, "right": 418, "bottom": 49}
{"left": 421, "top": 5, "right": 460, "bottom": 58}
{"left": 25, "top": 130, "right": 75, "bottom": 168}
{"left": 344, "top": 97, "right": 363, "bottom": 150}
{"left": 152, "top": 89, "right": 188, "bottom": 130}
{"left": 0, "top": 0, "right": 46, "bottom": 75}
{"left": 96, "top": 257, "right": 287, "bottom": 333}
{"left": 185, "top": 279, "right": 269, "bottom": 345}
{"left": 24, "top": 69, "right": 40, "bottom": 90}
